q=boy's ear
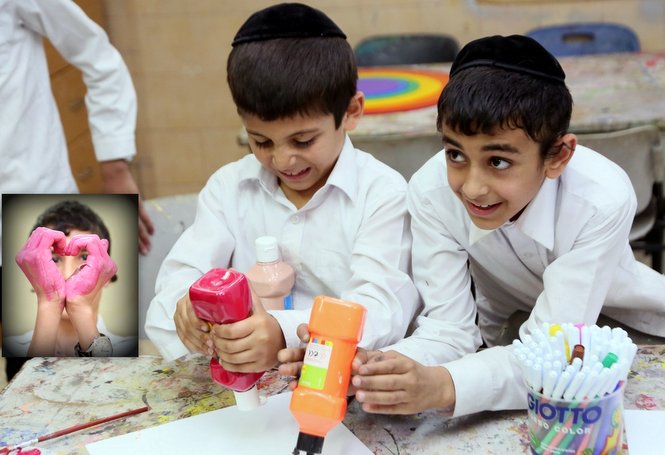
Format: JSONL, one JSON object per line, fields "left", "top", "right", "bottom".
{"left": 544, "top": 133, "right": 577, "bottom": 179}
{"left": 342, "top": 91, "right": 364, "bottom": 131}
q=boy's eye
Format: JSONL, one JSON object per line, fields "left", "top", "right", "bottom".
{"left": 80, "top": 254, "right": 89, "bottom": 261}
{"left": 294, "top": 138, "right": 315, "bottom": 148}
{"left": 445, "top": 149, "right": 465, "bottom": 163}
{"left": 253, "top": 140, "right": 272, "bottom": 149}
{"left": 52, "top": 255, "right": 60, "bottom": 263}
{"left": 489, "top": 157, "right": 511, "bottom": 170}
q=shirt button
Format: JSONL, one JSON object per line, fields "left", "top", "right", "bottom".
{"left": 291, "top": 215, "right": 300, "bottom": 224}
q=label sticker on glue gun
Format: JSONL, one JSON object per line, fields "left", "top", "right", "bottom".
{"left": 299, "top": 338, "right": 333, "bottom": 390}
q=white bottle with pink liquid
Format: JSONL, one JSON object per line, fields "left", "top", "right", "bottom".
{"left": 246, "top": 236, "right": 295, "bottom": 311}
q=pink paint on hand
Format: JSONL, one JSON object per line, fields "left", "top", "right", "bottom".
{"left": 15, "top": 227, "right": 68, "bottom": 304}
{"left": 64, "top": 234, "right": 117, "bottom": 300}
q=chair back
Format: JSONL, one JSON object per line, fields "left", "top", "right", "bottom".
{"left": 526, "top": 23, "right": 640, "bottom": 56}
{"left": 355, "top": 34, "right": 459, "bottom": 66}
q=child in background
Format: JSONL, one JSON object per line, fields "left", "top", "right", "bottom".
{"left": 145, "top": 3, "right": 419, "bottom": 370}
{"left": 7, "top": 200, "right": 137, "bottom": 357}
{"left": 282, "top": 35, "right": 665, "bottom": 417}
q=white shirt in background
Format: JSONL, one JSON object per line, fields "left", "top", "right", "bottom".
{"left": 0, "top": 0, "right": 137, "bottom": 264}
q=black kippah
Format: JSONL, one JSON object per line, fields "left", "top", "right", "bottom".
{"left": 449, "top": 35, "right": 566, "bottom": 84}
{"left": 232, "top": 3, "right": 346, "bottom": 47}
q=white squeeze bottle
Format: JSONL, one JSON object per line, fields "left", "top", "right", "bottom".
{"left": 246, "top": 236, "right": 295, "bottom": 311}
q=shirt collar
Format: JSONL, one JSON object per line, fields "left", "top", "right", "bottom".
{"left": 513, "top": 176, "right": 558, "bottom": 250}
{"left": 324, "top": 135, "right": 358, "bottom": 202}
{"left": 468, "top": 223, "right": 495, "bottom": 245}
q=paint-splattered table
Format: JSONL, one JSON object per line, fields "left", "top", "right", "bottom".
{"left": 1, "top": 346, "right": 663, "bottom": 454}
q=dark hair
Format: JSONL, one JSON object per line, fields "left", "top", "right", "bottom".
{"left": 227, "top": 37, "right": 357, "bottom": 128}
{"left": 33, "top": 200, "right": 117, "bottom": 282}
{"left": 437, "top": 67, "right": 573, "bottom": 159}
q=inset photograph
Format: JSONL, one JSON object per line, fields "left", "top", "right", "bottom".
{"left": 2, "top": 194, "right": 138, "bottom": 357}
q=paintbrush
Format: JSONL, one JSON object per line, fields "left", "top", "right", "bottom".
{"left": 0, "top": 405, "right": 149, "bottom": 454}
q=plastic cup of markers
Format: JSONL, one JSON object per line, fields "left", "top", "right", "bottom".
{"left": 527, "top": 385, "right": 624, "bottom": 455}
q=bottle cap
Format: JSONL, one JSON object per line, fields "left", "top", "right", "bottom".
{"left": 233, "top": 385, "right": 261, "bottom": 411}
{"left": 294, "top": 432, "right": 325, "bottom": 454}
{"left": 255, "top": 236, "right": 279, "bottom": 263}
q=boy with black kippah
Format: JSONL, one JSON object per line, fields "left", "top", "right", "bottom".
{"left": 344, "top": 35, "right": 665, "bottom": 417}
{"left": 145, "top": 3, "right": 418, "bottom": 371}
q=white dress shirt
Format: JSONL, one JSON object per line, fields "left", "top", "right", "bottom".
{"left": 387, "top": 146, "right": 665, "bottom": 417}
{"left": 0, "top": 0, "right": 137, "bottom": 263}
{"left": 145, "top": 137, "right": 420, "bottom": 361}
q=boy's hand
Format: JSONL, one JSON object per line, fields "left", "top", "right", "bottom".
{"left": 351, "top": 350, "right": 456, "bottom": 415}
{"left": 64, "top": 234, "right": 118, "bottom": 350}
{"left": 64, "top": 234, "right": 117, "bottom": 301}
{"left": 174, "top": 293, "right": 213, "bottom": 355}
{"left": 212, "top": 303, "right": 285, "bottom": 373}
{"left": 277, "top": 323, "right": 310, "bottom": 390}
{"left": 15, "top": 227, "right": 68, "bottom": 310}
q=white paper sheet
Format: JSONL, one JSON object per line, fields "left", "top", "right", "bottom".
{"left": 86, "top": 392, "right": 372, "bottom": 455}
{"left": 624, "top": 409, "right": 665, "bottom": 455}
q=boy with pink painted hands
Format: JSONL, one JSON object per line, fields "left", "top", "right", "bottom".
{"left": 15, "top": 212, "right": 117, "bottom": 357}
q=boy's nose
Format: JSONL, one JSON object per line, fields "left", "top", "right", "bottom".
{"left": 461, "top": 167, "right": 489, "bottom": 199}
{"left": 272, "top": 146, "right": 296, "bottom": 169}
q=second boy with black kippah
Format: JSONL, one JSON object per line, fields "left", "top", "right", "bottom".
{"left": 146, "top": 3, "right": 419, "bottom": 369}
{"left": 345, "top": 34, "right": 665, "bottom": 417}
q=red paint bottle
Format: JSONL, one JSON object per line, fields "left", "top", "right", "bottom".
{"left": 189, "top": 268, "right": 264, "bottom": 410}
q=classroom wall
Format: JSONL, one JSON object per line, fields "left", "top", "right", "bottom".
{"left": 103, "top": 0, "right": 665, "bottom": 199}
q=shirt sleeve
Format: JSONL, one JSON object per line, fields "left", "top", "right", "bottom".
{"left": 268, "top": 309, "right": 310, "bottom": 349}
{"left": 444, "top": 345, "right": 527, "bottom": 417}
{"left": 17, "top": 0, "right": 137, "bottom": 161}
{"left": 341, "top": 179, "right": 420, "bottom": 350}
{"left": 385, "top": 169, "right": 482, "bottom": 365}
{"left": 145, "top": 175, "right": 236, "bottom": 361}
{"left": 519, "top": 185, "right": 637, "bottom": 344}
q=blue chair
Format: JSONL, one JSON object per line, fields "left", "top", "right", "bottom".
{"left": 526, "top": 23, "right": 640, "bottom": 57}
{"left": 355, "top": 34, "right": 459, "bottom": 66}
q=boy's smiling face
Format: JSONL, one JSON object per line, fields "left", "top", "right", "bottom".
{"left": 443, "top": 127, "right": 574, "bottom": 230}
{"left": 243, "top": 93, "right": 363, "bottom": 208}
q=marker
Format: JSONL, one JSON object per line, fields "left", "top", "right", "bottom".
{"left": 542, "top": 370, "right": 559, "bottom": 398}
{"left": 602, "top": 352, "right": 618, "bottom": 369}
{"left": 570, "top": 344, "right": 585, "bottom": 364}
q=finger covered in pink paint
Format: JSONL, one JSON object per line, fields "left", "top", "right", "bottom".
{"left": 65, "top": 234, "right": 118, "bottom": 299}
{"left": 15, "top": 227, "right": 67, "bottom": 303}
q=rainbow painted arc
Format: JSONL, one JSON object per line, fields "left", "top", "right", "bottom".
{"left": 358, "top": 68, "right": 449, "bottom": 115}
